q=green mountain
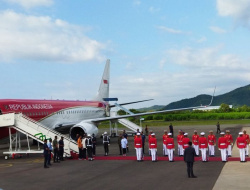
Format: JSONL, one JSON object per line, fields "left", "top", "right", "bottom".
{"left": 137, "top": 84, "right": 250, "bottom": 111}
{"left": 164, "top": 84, "right": 250, "bottom": 110}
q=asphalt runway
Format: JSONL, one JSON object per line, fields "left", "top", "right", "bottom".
{"left": 0, "top": 123, "right": 247, "bottom": 190}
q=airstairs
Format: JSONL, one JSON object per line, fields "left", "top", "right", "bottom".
{"left": 0, "top": 113, "right": 78, "bottom": 159}
{"left": 110, "top": 111, "right": 142, "bottom": 133}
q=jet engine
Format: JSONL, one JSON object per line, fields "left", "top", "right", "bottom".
{"left": 70, "top": 121, "right": 98, "bottom": 140}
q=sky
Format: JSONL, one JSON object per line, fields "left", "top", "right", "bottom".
{"left": 0, "top": 0, "right": 250, "bottom": 109}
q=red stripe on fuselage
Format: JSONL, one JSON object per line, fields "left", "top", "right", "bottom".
{"left": 0, "top": 99, "right": 106, "bottom": 121}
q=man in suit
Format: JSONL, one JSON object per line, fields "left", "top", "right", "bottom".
{"left": 184, "top": 141, "right": 197, "bottom": 178}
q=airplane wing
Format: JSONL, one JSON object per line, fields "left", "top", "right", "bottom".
{"left": 109, "top": 99, "right": 153, "bottom": 108}
{"left": 86, "top": 104, "right": 211, "bottom": 123}
{"left": 88, "top": 87, "right": 216, "bottom": 123}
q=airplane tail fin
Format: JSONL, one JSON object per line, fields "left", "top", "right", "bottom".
{"left": 93, "top": 59, "right": 110, "bottom": 101}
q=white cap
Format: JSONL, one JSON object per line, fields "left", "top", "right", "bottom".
{"left": 164, "top": 130, "right": 167, "bottom": 132}
{"left": 137, "top": 133, "right": 141, "bottom": 135}
{"left": 168, "top": 133, "right": 172, "bottom": 136}
{"left": 200, "top": 132, "right": 205, "bottom": 135}
{"left": 194, "top": 130, "right": 197, "bottom": 132}
{"left": 226, "top": 130, "right": 230, "bottom": 132}
{"left": 104, "top": 132, "right": 107, "bottom": 135}
{"left": 209, "top": 130, "right": 213, "bottom": 133}
{"left": 239, "top": 132, "right": 243, "bottom": 135}
{"left": 87, "top": 134, "right": 91, "bottom": 137}
{"left": 152, "top": 133, "right": 155, "bottom": 136}
{"left": 184, "top": 133, "right": 188, "bottom": 136}
{"left": 220, "top": 132, "right": 225, "bottom": 135}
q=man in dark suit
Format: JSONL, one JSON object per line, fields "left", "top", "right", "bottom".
{"left": 184, "top": 141, "right": 197, "bottom": 178}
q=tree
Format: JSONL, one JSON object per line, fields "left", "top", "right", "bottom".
{"left": 219, "top": 103, "right": 231, "bottom": 112}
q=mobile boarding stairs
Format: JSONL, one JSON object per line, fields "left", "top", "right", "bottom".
{"left": 0, "top": 113, "right": 78, "bottom": 159}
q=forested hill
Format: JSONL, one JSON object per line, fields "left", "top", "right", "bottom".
{"left": 137, "top": 84, "right": 250, "bottom": 111}
{"left": 164, "top": 84, "right": 250, "bottom": 110}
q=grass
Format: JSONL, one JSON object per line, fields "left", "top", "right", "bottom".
{"left": 98, "top": 119, "right": 250, "bottom": 128}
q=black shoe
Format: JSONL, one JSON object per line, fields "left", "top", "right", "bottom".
{"left": 44, "top": 166, "right": 49, "bottom": 168}
{"left": 191, "top": 176, "right": 197, "bottom": 178}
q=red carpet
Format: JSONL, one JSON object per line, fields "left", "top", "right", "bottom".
{"left": 70, "top": 152, "right": 250, "bottom": 161}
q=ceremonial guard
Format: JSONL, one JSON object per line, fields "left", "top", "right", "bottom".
{"left": 237, "top": 132, "right": 246, "bottom": 162}
{"left": 207, "top": 130, "right": 216, "bottom": 157}
{"left": 149, "top": 133, "right": 157, "bottom": 162}
{"left": 162, "top": 130, "right": 168, "bottom": 156}
{"left": 134, "top": 133, "right": 143, "bottom": 162}
{"left": 177, "top": 130, "right": 184, "bottom": 156}
{"left": 242, "top": 130, "right": 249, "bottom": 156}
{"left": 86, "top": 134, "right": 93, "bottom": 161}
{"left": 199, "top": 132, "right": 208, "bottom": 162}
{"left": 103, "top": 132, "right": 110, "bottom": 156}
{"left": 218, "top": 132, "right": 228, "bottom": 162}
{"left": 166, "top": 133, "right": 175, "bottom": 162}
{"left": 192, "top": 130, "right": 199, "bottom": 156}
{"left": 148, "top": 130, "right": 153, "bottom": 155}
{"left": 182, "top": 133, "right": 190, "bottom": 151}
{"left": 225, "top": 130, "right": 233, "bottom": 157}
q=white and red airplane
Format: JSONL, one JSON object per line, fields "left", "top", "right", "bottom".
{"left": 0, "top": 59, "right": 214, "bottom": 140}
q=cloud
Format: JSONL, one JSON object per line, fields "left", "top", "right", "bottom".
{"left": 133, "top": 0, "right": 141, "bottom": 6}
{"left": 110, "top": 46, "right": 250, "bottom": 108}
{"left": 166, "top": 46, "right": 245, "bottom": 70}
{"left": 0, "top": 10, "right": 106, "bottom": 63}
{"left": 4, "top": 0, "right": 53, "bottom": 8}
{"left": 149, "top": 6, "right": 160, "bottom": 14}
{"left": 197, "top": 36, "right": 207, "bottom": 43}
{"left": 217, "top": 0, "right": 250, "bottom": 25}
{"left": 209, "top": 26, "right": 227, "bottom": 34}
{"left": 157, "top": 26, "right": 188, "bottom": 34}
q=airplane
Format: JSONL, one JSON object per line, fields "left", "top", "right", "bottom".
{"left": 0, "top": 59, "right": 214, "bottom": 140}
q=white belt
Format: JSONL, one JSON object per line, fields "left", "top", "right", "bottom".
{"left": 209, "top": 140, "right": 213, "bottom": 142}
{"left": 220, "top": 143, "right": 226, "bottom": 145}
{"left": 168, "top": 144, "right": 173, "bottom": 145}
{"left": 136, "top": 144, "right": 141, "bottom": 145}
{"left": 184, "top": 144, "right": 188, "bottom": 146}
{"left": 239, "top": 143, "right": 245, "bottom": 145}
{"left": 201, "top": 144, "right": 205, "bottom": 145}
{"left": 151, "top": 144, "right": 155, "bottom": 145}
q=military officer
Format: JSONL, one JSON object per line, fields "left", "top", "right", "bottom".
{"left": 149, "top": 133, "right": 157, "bottom": 162}
{"left": 162, "top": 130, "right": 168, "bottom": 156}
{"left": 242, "top": 130, "right": 249, "bottom": 156}
{"left": 192, "top": 130, "right": 199, "bottom": 156}
{"left": 199, "top": 132, "right": 208, "bottom": 162}
{"left": 134, "top": 133, "right": 143, "bottom": 162}
{"left": 237, "top": 132, "right": 246, "bottom": 162}
{"left": 182, "top": 133, "right": 190, "bottom": 150}
{"left": 166, "top": 133, "right": 175, "bottom": 162}
{"left": 177, "top": 130, "right": 184, "bottom": 156}
{"left": 225, "top": 130, "right": 233, "bottom": 157}
{"left": 207, "top": 130, "right": 216, "bottom": 157}
{"left": 218, "top": 132, "right": 228, "bottom": 162}
{"left": 103, "top": 132, "right": 110, "bottom": 156}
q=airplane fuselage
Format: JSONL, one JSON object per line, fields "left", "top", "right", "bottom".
{"left": 0, "top": 99, "right": 107, "bottom": 138}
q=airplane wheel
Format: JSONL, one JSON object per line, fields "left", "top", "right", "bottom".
{"left": 4, "top": 155, "right": 9, "bottom": 160}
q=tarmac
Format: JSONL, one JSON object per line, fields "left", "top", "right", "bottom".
{"left": 0, "top": 123, "right": 249, "bottom": 190}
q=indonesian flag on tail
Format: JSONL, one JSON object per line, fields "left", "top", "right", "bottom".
{"left": 103, "top": 79, "right": 108, "bottom": 84}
